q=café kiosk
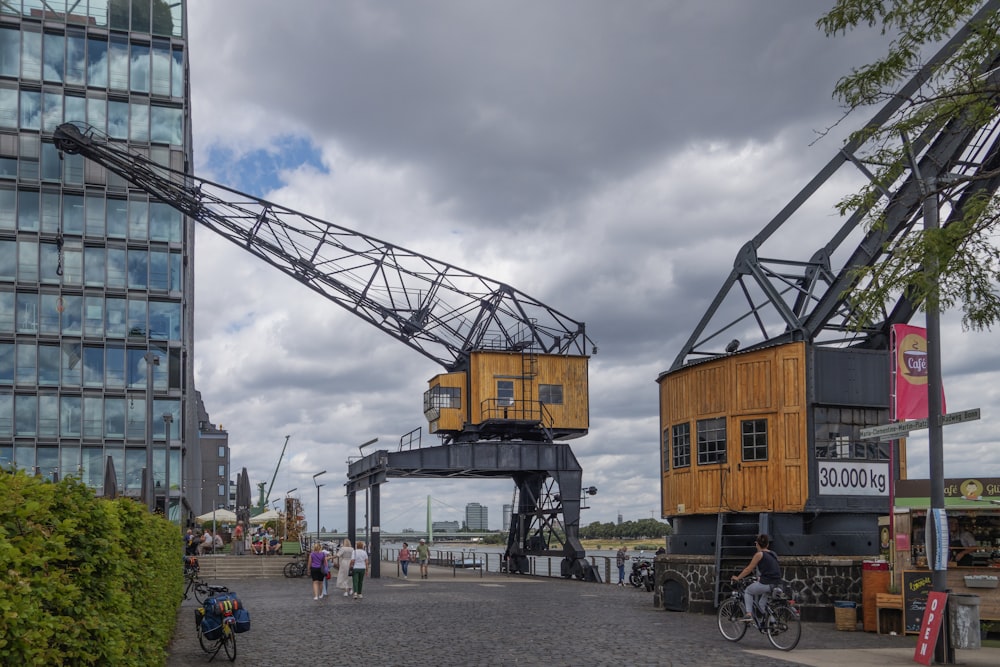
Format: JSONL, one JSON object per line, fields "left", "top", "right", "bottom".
{"left": 887, "top": 478, "right": 1000, "bottom": 633}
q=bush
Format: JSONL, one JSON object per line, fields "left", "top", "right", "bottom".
{"left": 0, "top": 470, "right": 182, "bottom": 666}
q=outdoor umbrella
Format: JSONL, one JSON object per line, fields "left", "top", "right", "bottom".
{"left": 194, "top": 508, "right": 237, "bottom": 524}
{"left": 102, "top": 455, "right": 118, "bottom": 499}
{"left": 248, "top": 509, "right": 281, "bottom": 524}
{"left": 236, "top": 467, "right": 252, "bottom": 524}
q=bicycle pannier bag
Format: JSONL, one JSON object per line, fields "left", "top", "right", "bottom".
{"left": 233, "top": 607, "right": 251, "bottom": 633}
{"left": 200, "top": 612, "right": 223, "bottom": 641}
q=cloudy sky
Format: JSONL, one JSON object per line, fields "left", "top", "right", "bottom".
{"left": 183, "top": 1, "right": 999, "bottom": 534}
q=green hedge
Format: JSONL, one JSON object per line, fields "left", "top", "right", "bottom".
{"left": 0, "top": 470, "right": 182, "bottom": 666}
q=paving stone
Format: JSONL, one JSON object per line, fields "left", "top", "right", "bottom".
{"left": 167, "top": 564, "right": 924, "bottom": 667}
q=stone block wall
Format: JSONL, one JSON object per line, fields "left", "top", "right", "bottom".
{"left": 653, "top": 554, "right": 864, "bottom": 622}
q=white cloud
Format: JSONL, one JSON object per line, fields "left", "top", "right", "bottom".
{"left": 185, "top": 1, "right": 1000, "bottom": 534}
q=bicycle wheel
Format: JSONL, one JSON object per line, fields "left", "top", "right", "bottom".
{"left": 197, "top": 627, "right": 213, "bottom": 654}
{"left": 717, "top": 598, "right": 748, "bottom": 641}
{"left": 766, "top": 604, "right": 801, "bottom": 651}
{"left": 283, "top": 562, "right": 297, "bottom": 578}
{"left": 223, "top": 623, "right": 237, "bottom": 661}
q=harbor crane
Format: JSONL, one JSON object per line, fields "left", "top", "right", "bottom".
{"left": 54, "top": 123, "right": 599, "bottom": 579}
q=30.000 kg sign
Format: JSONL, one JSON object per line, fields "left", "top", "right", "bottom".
{"left": 817, "top": 461, "right": 889, "bottom": 496}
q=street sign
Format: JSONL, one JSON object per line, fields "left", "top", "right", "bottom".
{"left": 859, "top": 408, "right": 981, "bottom": 440}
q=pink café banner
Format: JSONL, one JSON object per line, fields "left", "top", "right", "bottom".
{"left": 891, "top": 324, "right": 946, "bottom": 421}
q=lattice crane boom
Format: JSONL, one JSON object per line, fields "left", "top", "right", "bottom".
{"left": 54, "top": 122, "right": 594, "bottom": 373}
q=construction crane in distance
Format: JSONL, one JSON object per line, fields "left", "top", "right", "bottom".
{"left": 256, "top": 435, "right": 291, "bottom": 513}
{"left": 55, "top": 123, "right": 600, "bottom": 579}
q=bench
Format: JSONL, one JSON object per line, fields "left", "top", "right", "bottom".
{"left": 281, "top": 541, "right": 302, "bottom": 556}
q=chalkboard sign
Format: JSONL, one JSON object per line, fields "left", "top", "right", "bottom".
{"left": 903, "top": 570, "right": 934, "bottom": 634}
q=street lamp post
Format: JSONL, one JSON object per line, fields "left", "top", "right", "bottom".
{"left": 143, "top": 352, "right": 160, "bottom": 512}
{"left": 313, "top": 471, "right": 326, "bottom": 545}
{"left": 903, "top": 133, "right": 956, "bottom": 664}
{"left": 162, "top": 413, "right": 173, "bottom": 521}
{"left": 285, "top": 487, "right": 297, "bottom": 540}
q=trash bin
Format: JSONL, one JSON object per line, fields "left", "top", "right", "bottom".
{"left": 835, "top": 600, "right": 857, "bottom": 631}
{"left": 948, "top": 594, "right": 981, "bottom": 650}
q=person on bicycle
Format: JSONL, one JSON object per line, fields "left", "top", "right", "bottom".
{"left": 731, "top": 534, "right": 781, "bottom": 622}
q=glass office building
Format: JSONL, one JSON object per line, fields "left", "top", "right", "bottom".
{"left": 0, "top": 1, "right": 194, "bottom": 520}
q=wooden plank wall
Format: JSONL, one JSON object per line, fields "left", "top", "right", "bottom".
{"left": 660, "top": 342, "right": 809, "bottom": 516}
{"left": 468, "top": 351, "right": 589, "bottom": 430}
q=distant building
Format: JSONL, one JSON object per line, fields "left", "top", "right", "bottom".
{"left": 466, "top": 502, "right": 488, "bottom": 531}
{"left": 432, "top": 520, "right": 460, "bottom": 532}
{"left": 194, "top": 391, "right": 229, "bottom": 520}
{"left": 503, "top": 504, "right": 512, "bottom": 531}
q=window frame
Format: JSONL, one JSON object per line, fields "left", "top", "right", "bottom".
{"left": 696, "top": 417, "right": 727, "bottom": 465}
{"left": 671, "top": 422, "right": 691, "bottom": 469}
{"left": 740, "top": 418, "right": 768, "bottom": 462}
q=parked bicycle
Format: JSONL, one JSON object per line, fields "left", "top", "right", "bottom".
{"left": 717, "top": 577, "right": 801, "bottom": 651}
{"left": 195, "top": 584, "right": 237, "bottom": 662}
{"left": 183, "top": 557, "right": 210, "bottom": 603}
{"left": 283, "top": 552, "right": 307, "bottom": 578}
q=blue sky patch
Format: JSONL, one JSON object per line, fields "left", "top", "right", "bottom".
{"left": 202, "top": 135, "right": 327, "bottom": 198}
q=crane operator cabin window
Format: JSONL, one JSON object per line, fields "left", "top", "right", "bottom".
{"left": 497, "top": 380, "right": 514, "bottom": 406}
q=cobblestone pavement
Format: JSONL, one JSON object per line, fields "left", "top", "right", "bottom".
{"left": 166, "top": 564, "right": 992, "bottom": 667}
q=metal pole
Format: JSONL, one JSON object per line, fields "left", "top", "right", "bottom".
{"left": 923, "top": 179, "right": 954, "bottom": 664}
{"left": 316, "top": 484, "right": 324, "bottom": 543}
{"left": 313, "top": 470, "right": 326, "bottom": 545}
{"left": 143, "top": 352, "right": 159, "bottom": 512}
{"left": 163, "top": 413, "right": 173, "bottom": 520}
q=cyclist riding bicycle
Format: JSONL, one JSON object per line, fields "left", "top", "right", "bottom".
{"left": 731, "top": 534, "right": 781, "bottom": 622}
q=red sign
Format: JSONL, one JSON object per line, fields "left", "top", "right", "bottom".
{"left": 913, "top": 591, "right": 948, "bottom": 665}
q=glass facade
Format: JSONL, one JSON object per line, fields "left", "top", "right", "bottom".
{"left": 0, "top": 1, "right": 191, "bottom": 518}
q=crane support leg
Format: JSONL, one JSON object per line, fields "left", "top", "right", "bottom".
{"left": 347, "top": 491, "right": 357, "bottom": 545}
{"left": 370, "top": 483, "right": 381, "bottom": 578}
{"left": 346, "top": 441, "right": 599, "bottom": 582}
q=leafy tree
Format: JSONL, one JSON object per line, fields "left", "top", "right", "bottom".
{"left": 817, "top": 1, "right": 1000, "bottom": 330}
{"left": 580, "top": 518, "right": 671, "bottom": 539}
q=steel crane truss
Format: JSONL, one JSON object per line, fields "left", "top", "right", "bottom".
{"left": 672, "top": 4, "right": 1000, "bottom": 371}
{"left": 53, "top": 123, "right": 592, "bottom": 373}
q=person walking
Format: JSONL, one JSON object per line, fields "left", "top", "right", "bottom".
{"left": 336, "top": 539, "right": 354, "bottom": 597}
{"left": 398, "top": 542, "right": 411, "bottom": 579}
{"left": 233, "top": 521, "right": 245, "bottom": 556}
{"left": 350, "top": 540, "right": 370, "bottom": 600}
{"left": 616, "top": 546, "right": 629, "bottom": 586}
{"left": 309, "top": 543, "right": 326, "bottom": 601}
{"left": 321, "top": 544, "right": 332, "bottom": 597}
{"left": 417, "top": 538, "right": 430, "bottom": 579}
{"left": 731, "top": 534, "right": 782, "bottom": 621}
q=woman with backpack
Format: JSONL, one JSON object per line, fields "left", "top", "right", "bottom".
{"left": 731, "top": 534, "right": 781, "bottom": 621}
